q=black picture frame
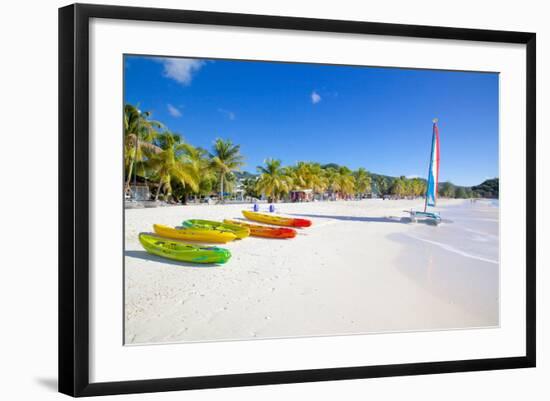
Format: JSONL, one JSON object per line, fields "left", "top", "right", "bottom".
{"left": 59, "top": 3, "right": 536, "bottom": 397}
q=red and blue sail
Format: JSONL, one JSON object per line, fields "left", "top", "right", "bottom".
{"left": 425, "top": 119, "right": 440, "bottom": 208}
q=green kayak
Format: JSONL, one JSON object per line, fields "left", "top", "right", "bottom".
{"left": 182, "top": 219, "right": 250, "bottom": 239}
{"left": 139, "top": 233, "right": 231, "bottom": 264}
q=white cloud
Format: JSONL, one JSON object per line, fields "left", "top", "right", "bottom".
{"left": 156, "top": 58, "right": 204, "bottom": 85}
{"left": 406, "top": 174, "right": 421, "bottom": 179}
{"left": 167, "top": 104, "right": 182, "bottom": 118}
{"left": 311, "top": 91, "right": 322, "bottom": 104}
{"left": 218, "top": 108, "right": 236, "bottom": 120}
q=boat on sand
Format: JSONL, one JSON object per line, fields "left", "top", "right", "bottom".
{"left": 241, "top": 210, "right": 312, "bottom": 228}
{"left": 182, "top": 219, "right": 250, "bottom": 239}
{"left": 153, "top": 224, "right": 237, "bottom": 243}
{"left": 139, "top": 233, "right": 231, "bottom": 264}
{"left": 223, "top": 219, "right": 296, "bottom": 239}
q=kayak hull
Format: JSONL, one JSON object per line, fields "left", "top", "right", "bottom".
{"left": 153, "top": 224, "right": 237, "bottom": 243}
{"left": 183, "top": 219, "right": 250, "bottom": 239}
{"left": 223, "top": 219, "right": 296, "bottom": 239}
{"left": 139, "top": 233, "right": 231, "bottom": 264}
{"left": 242, "top": 210, "right": 312, "bottom": 228}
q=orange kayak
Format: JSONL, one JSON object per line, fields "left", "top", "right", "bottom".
{"left": 224, "top": 219, "right": 296, "bottom": 239}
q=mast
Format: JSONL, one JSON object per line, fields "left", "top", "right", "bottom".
{"left": 424, "top": 118, "right": 440, "bottom": 212}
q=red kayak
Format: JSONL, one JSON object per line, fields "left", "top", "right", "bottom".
{"left": 224, "top": 220, "right": 297, "bottom": 239}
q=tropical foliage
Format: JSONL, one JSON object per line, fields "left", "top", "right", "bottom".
{"left": 124, "top": 104, "right": 163, "bottom": 193}
{"left": 256, "top": 159, "right": 294, "bottom": 202}
{"left": 354, "top": 168, "right": 372, "bottom": 196}
{"left": 123, "top": 103, "right": 243, "bottom": 203}
{"left": 147, "top": 132, "right": 200, "bottom": 200}
{"left": 329, "top": 166, "right": 356, "bottom": 199}
{"left": 471, "top": 178, "right": 499, "bottom": 198}
{"left": 123, "top": 102, "right": 498, "bottom": 203}
{"left": 209, "top": 138, "right": 245, "bottom": 202}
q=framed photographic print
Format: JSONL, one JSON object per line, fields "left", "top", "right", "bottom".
{"left": 58, "top": 3, "right": 536, "bottom": 397}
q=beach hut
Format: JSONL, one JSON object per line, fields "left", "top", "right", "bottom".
{"left": 129, "top": 184, "right": 150, "bottom": 201}
{"left": 233, "top": 188, "right": 245, "bottom": 201}
{"left": 290, "top": 189, "right": 313, "bottom": 202}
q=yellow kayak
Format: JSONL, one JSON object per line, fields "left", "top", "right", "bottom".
{"left": 241, "top": 210, "right": 312, "bottom": 228}
{"left": 153, "top": 224, "right": 237, "bottom": 243}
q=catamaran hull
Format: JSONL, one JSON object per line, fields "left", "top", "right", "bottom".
{"left": 408, "top": 210, "right": 441, "bottom": 225}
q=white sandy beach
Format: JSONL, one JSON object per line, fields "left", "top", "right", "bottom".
{"left": 124, "top": 199, "right": 499, "bottom": 345}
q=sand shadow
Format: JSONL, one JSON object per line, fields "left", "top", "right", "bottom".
{"left": 124, "top": 250, "right": 220, "bottom": 268}
{"left": 286, "top": 213, "right": 407, "bottom": 224}
{"left": 248, "top": 236, "right": 298, "bottom": 240}
{"left": 35, "top": 377, "right": 57, "bottom": 392}
{"left": 286, "top": 213, "right": 443, "bottom": 226}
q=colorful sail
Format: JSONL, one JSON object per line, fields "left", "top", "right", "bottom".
{"left": 425, "top": 119, "right": 440, "bottom": 208}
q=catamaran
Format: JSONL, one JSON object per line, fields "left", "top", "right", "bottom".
{"left": 408, "top": 118, "right": 442, "bottom": 225}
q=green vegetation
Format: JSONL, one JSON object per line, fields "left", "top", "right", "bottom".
{"left": 124, "top": 104, "right": 241, "bottom": 203}
{"left": 471, "top": 178, "right": 499, "bottom": 198}
{"left": 148, "top": 132, "right": 199, "bottom": 200}
{"left": 124, "top": 103, "right": 498, "bottom": 203}
{"left": 209, "top": 138, "right": 245, "bottom": 202}
{"left": 354, "top": 168, "right": 372, "bottom": 197}
{"left": 124, "top": 104, "right": 164, "bottom": 193}
{"left": 255, "top": 158, "right": 294, "bottom": 202}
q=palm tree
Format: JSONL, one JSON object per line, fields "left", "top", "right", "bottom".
{"left": 323, "top": 167, "right": 338, "bottom": 199}
{"left": 177, "top": 146, "right": 215, "bottom": 203}
{"left": 306, "top": 163, "right": 329, "bottom": 199}
{"left": 290, "top": 162, "right": 308, "bottom": 189}
{"left": 209, "top": 138, "right": 244, "bottom": 202}
{"left": 353, "top": 168, "right": 372, "bottom": 198}
{"left": 390, "top": 177, "right": 407, "bottom": 198}
{"left": 147, "top": 132, "right": 199, "bottom": 201}
{"left": 291, "top": 162, "right": 329, "bottom": 200}
{"left": 375, "top": 176, "right": 389, "bottom": 196}
{"left": 439, "top": 182, "right": 456, "bottom": 198}
{"left": 242, "top": 177, "right": 260, "bottom": 199}
{"left": 411, "top": 178, "right": 426, "bottom": 197}
{"left": 256, "top": 158, "right": 294, "bottom": 202}
{"left": 330, "top": 167, "right": 356, "bottom": 199}
{"left": 403, "top": 178, "right": 413, "bottom": 197}
{"left": 124, "top": 104, "right": 163, "bottom": 194}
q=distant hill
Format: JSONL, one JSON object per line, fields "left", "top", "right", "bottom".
{"left": 320, "top": 163, "right": 341, "bottom": 170}
{"left": 234, "top": 171, "right": 258, "bottom": 180}
{"left": 471, "top": 178, "right": 499, "bottom": 198}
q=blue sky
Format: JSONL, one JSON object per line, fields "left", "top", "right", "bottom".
{"left": 124, "top": 55, "right": 499, "bottom": 186}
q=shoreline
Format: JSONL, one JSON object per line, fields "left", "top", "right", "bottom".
{"left": 124, "top": 198, "right": 499, "bottom": 344}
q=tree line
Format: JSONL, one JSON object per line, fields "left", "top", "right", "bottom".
{"left": 124, "top": 104, "right": 244, "bottom": 203}
{"left": 124, "top": 103, "right": 498, "bottom": 203}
